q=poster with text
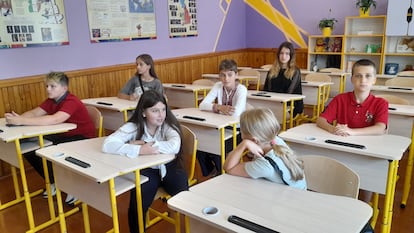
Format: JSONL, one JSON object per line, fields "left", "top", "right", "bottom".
{"left": 0, "top": 0, "right": 69, "bottom": 49}
{"left": 86, "top": 0, "right": 156, "bottom": 43}
{"left": 168, "top": 0, "right": 197, "bottom": 38}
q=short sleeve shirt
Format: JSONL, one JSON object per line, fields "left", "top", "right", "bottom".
{"left": 244, "top": 136, "right": 307, "bottom": 190}
{"left": 320, "top": 92, "right": 388, "bottom": 128}
{"left": 39, "top": 92, "right": 96, "bottom": 138}
{"left": 120, "top": 75, "right": 164, "bottom": 96}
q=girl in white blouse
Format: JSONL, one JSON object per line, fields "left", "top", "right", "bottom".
{"left": 102, "top": 90, "right": 188, "bottom": 233}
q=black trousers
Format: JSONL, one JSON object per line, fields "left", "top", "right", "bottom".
{"left": 23, "top": 134, "right": 87, "bottom": 183}
{"left": 196, "top": 131, "right": 242, "bottom": 176}
{"left": 128, "top": 159, "right": 188, "bottom": 233}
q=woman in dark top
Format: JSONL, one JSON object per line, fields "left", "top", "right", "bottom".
{"left": 263, "top": 41, "right": 303, "bottom": 117}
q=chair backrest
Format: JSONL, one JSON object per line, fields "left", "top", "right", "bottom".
{"left": 181, "top": 125, "right": 198, "bottom": 186}
{"left": 238, "top": 68, "right": 261, "bottom": 90}
{"left": 260, "top": 64, "right": 272, "bottom": 70}
{"left": 318, "top": 67, "right": 342, "bottom": 73}
{"left": 385, "top": 77, "right": 414, "bottom": 87}
{"left": 397, "top": 70, "right": 414, "bottom": 77}
{"left": 304, "top": 73, "right": 332, "bottom": 104}
{"left": 301, "top": 155, "right": 360, "bottom": 199}
{"left": 305, "top": 72, "right": 332, "bottom": 82}
{"left": 192, "top": 79, "right": 215, "bottom": 86}
{"left": 85, "top": 105, "right": 103, "bottom": 137}
{"left": 375, "top": 94, "right": 410, "bottom": 105}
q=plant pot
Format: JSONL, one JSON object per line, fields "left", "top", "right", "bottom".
{"left": 322, "top": 27, "right": 332, "bottom": 37}
{"left": 359, "top": 8, "right": 370, "bottom": 17}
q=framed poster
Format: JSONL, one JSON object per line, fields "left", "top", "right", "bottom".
{"left": 0, "top": 0, "right": 69, "bottom": 49}
{"left": 168, "top": 0, "right": 197, "bottom": 38}
{"left": 86, "top": 0, "right": 156, "bottom": 43}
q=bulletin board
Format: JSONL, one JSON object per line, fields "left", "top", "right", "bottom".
{"left": 0, "top": 0, "right": 69, "bottom": 49}
{"left": 86, "top": 0, "right": 157, "bottom": 43}
{"left": 168, "top": 0, "right": 197, "bottom": 38}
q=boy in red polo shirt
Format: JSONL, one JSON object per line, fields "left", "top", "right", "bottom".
{"left": 316, "top": 59, "right": 388, "bottom": 136}
{"left": 5, "top": 71, "right": 95, "bottom": 205}
{"left": 316, "top": 59, "right": 388, "bottom": 204}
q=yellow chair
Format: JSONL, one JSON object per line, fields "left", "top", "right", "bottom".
{"left": 238, "top": 68, "right": 261, "bottom": 90}
{"left": 146, "top": 125, "right": 198, "bottom": 232}
{"left": 301, "top": 155, "right": 360, "bottom": 198}
{"left": 85, "top": 105, "right": 104, "bottom": 137}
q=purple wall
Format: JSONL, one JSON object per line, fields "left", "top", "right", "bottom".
{"left": 1, "top": 0, "right": 389, "bottom": 80}
{"left": 1, "top": 1, "right": 246, "bottom": 80}
{"left": 246, "top": 0, "right": 388, "bottom": 48}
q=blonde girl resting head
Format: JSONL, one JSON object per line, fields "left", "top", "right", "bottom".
{"left": 223, "top": 108, "right": 306, "bottom": 189}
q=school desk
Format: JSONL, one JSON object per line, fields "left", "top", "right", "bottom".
{"left": 376, "top": 74, "right": 396, "bottom": 85}
{"left": 0, "top": 118, "right": 76, "bottom": 233}
{"left": 278, "top": 123, "right": 411, "bottom": 233}
{"left": 167, "top": 174, "right": 372, "bottom": 233}
{"left": 301, "top": 81, "right": 333, "bottom": 121}
{"left": 172, "top": 108, "right": 239, "bottom": 174}
{"left": 246, "top": 90, "right": 305, "bottom": 131}
{"left": 35, "top": 137, "right": 174, "bottom": 233}
{"left": 388, "top": 104, "right": 414, "bottom": 208}
{"left": 301, "top": 70, "right": 348, "bottom": 97}
{"left": 163, "top": 83, "right": 212, "bottom": 108}
{"left": 371, "top": 85, "right": 414, "bottom": 105}
{"left": 82, "top": 97, "right": 137, "bottom": 131}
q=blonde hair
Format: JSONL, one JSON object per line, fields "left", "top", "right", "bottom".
{"left": 268, "top": 41, "right": 297, "bottom": 80}
{"left": 45, "top": 71, "right": 69, "bottom": 87}
{"left": 240, "top": 108, "right": 304, "bottom": 181}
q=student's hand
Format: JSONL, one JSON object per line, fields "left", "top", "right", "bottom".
{"left": 219, "top": 105, "right": 235, "bottom": 115}
{"left": 333, "top": 124, "right": 352, "bottom": 136}
{"left": 4, "top": 111, "right": 19, "bottom": 118}
{"left": 138, "top": 142, "right": 160, "bottom": 155}
{"left": 130, "top": 93, "right": 140, "bottom": 101}
{"left": 129, "top": 140, "right": 146, "bottom": 145}
{"left": 5, "top": 112, "right": 22, "bottom": 125}
{"left": 241, "top": 139, "right": 264, "bottom": 157}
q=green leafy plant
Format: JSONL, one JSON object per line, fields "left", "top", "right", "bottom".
{"left": 356, "top": 0, "right": 377, "bottom": 14}
{"left": 319, "top": 8, "right": 337, "bottom": 30}
{"left": 319, "top": 18, "right": 338, "bottom": 30}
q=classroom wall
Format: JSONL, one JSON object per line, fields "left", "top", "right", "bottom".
{"left": 1, "top": 0, "right": 388, "bottom": 80}
{"left": 245, "top": 0, "right": 388, "bottom": 48}
{"left": 0, "top": 1, "right": 246, "bottom": 80}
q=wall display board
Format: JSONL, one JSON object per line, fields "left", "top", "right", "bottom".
{"left": 86, "top": 0, "right": 156, "bottom": 42}
{"left": 0, "top": 0, "right": 69, "bottom": 49}
{"left": 168, "top": 0, "right": 197, "bottom": 38}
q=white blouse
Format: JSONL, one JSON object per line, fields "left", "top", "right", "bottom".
{"left": 102, "top": 122, "right": 181, "bottom": 158}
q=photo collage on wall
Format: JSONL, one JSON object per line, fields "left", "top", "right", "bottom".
{"left": 168, "top": 0, "right": 197, "bottom": 38}
{"left": 0, "top": 0, "right": 69, "bottom": 49}
{"left": 86, "top": 0, "right": 157, "bottom": 42}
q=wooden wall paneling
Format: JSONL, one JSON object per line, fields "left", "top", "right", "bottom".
{"left": 0, "top": 48, "right": 310, "bottom": 175}
{"left": 200, "top": 56, "right": 218, "bottom": 77}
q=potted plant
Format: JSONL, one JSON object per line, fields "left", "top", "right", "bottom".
{"left": 356, "top": 0, "right": 377, "bottom": 16}
{"left": 319, "top": 18, "right": 337, "bottom": 37}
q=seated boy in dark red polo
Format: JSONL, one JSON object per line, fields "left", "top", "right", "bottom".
{"left": 316, "top": 59, "right": 388, "bottom": 204}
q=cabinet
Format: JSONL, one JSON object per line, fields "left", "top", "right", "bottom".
{"left": 386, "top": 0, "right": 414, "bottom": 36}
{"left": 307, "top": 35, "right": 344, "bottom": 71}
{"left": 343, "top": 16, "right": 386, "bottom": 73}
